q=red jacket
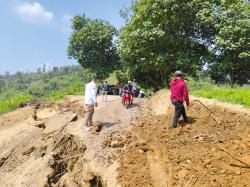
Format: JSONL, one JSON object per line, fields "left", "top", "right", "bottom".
{"left": 170, "top": 78, "right": 189, "bottom": 105}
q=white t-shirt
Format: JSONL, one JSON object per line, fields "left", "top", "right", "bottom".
{"left": 84, "top": 81, "right": 97, "bottom": 105}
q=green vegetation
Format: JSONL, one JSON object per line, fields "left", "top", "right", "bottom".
{"left": 1, "top": 0, "right": 250, "bottom": 113}
{"left": 0, "top": 65, "right": 89, "bottom": 114}
{"left": 67, "top": 1, "right": 249, "bottom": 90}
{"left": 67, "top": 15, "right": 120, "bottom": 79}
{"left": 44, "top": 79, "right": 84, "bottom": 100}
{"left": 188, "top": 78, "right": 250, "bottom": 108}
{"left": 117, "top": 0, "right": 249, "bottom": 88}
{"left": 65, "top": 0, "right": 248, "bottom": 105}
{"left": 0, "top": 95, "right": 32, "bottom": 113}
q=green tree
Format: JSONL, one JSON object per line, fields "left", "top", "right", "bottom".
{"left": 4, "top": 71, "right": 10, "bottom": 78}
{"left": 118, "top": 0, "right": 209, "bottom": 89}
{"left": 14, "top": 71, "right": 27, "bottom": 90}
{"left": 0, "top": 79, "right": 5, "bottom": 92}
{"left": 28, "top": 85, "right": 44, "bottom": 97}
{"left": 204, "top": 0, "right": 250, "bottom": 84}
{"left": 42, "top": 65, "right": 46, "bottom": 73}
{"left": 52, "top": 66, "right": 59, "bottom": 72}
{"left": 68, "top": 15, "right": 120, "bottom": 79}
{"left": 37, "top": 67, "right": 42, "bottom": 73}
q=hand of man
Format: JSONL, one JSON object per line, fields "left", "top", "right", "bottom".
{"left": 95, "top": 102, "right": 98, "bottom": 107}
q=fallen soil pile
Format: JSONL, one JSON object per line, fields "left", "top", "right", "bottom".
{"left": 0, "top": 91, "right": 249, "bottom": 187}
{"left": 0, "top": 96, "right": 100, "bottom": 187}
{"left": 117, "top": 91, "right": 250, "bottom": 187}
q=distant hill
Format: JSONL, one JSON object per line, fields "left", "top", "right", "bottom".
{"left": 0, "top": 65, "right": 90, "bottom": 113}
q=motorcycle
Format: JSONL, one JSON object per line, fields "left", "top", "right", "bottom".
{"left": 122, "top": 90, "right": 133, "bottom": 109}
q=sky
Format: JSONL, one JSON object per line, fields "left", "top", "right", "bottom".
{"left": 0, "top": 0, "right": 132, "bottom": 75}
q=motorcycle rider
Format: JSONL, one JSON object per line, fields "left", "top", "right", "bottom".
{"left": 123, "top": 81, "right": 132, "bottom": 93}
{"left": 122, "top": 81, "right": 133, "bottom": 105}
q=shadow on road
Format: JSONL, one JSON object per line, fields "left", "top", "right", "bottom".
{"left": 100, "top": 122, "right": 117, "bottom": 129}
{"left": 179, "top": 116, "right": 197, "bottom": 127}
{"left": 127, "top": 103, "right": 140, "bottom": 109}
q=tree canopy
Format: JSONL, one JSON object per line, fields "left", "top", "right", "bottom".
{"left": 67, "top": 15, "right": 120, "bottom": 79}
{"left": 204, "top": 0, "right": 250, "bottom": 84}
{"left": 118, "top": 0, "right": 249, "bottom": 88}
{"left": 67, "top": 1, "right": 249, "bottom": 88}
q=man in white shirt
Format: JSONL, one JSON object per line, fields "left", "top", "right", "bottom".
{"left": 83, "top": 74, "right": 98, "bottom": 131}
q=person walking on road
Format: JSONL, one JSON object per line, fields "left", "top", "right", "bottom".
{"left": 119, "top": 82, "right": 125, "bottom": 97}
{"left": 132, "top": 79, "right": 137, "bottom": 97}
{"left": 83, "top": 74, "right": 98, "bottom": 131}
{"left": 102, "top": 80, "right": 109, "bottom": 102}
{"left": 170, "top": 71, "right": 190, "bottom": 128}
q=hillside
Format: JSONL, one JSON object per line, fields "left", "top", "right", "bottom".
{"left": 0, "top": 65, "right": 89, "bottom": 114}
{"left": 0, "top": 91, "right": 249, "bottom": 186}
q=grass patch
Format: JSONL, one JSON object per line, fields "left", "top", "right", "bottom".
{"left": 43, "top": 80, "right": 84, "bottom": 101}
{"left": 0, "top": 80, "right": 85, "bottom": 114}
{"left": 0, "top": 94, "right": 32, "bottom": 114}
{"left": 188, "top": 78, "right": 250, "bottom": 108}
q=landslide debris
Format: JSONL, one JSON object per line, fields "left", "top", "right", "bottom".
{"left": 0, "top": 96, "right": 105, "bottom": 187}
{"left": 0, "top": 93, "right": 249, "bottom": 187}
{"left": 116, "top": 92, "right": 250, "bottom": 187}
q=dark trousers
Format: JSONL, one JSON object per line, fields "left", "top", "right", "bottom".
{"left": 171, "top": 100, "right": 188, "bottom": 128}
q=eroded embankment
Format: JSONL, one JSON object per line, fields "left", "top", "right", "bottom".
{"left": 116, "top": 91, "right": 250, "bottom": 187}
{"left": 0, "top": 96, "right": 105, "bottom": 187}
{"left": 0, "top": 95, "right": 148, "bottom": 187}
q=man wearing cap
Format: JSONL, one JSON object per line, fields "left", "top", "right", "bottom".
{"left": 83, "top": 75, "right": 98, "bottom": 131}
{"left": 170, "top": 70, "right": 190, "bottom": 128}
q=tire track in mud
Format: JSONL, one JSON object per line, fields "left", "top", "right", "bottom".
{"left": 147, "top": 150, "right": 171, "bottom": 187}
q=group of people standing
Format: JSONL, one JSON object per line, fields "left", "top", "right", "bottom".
{"left": 102, "top": 79, "right": 138, "bottom": 100}
{"left": 83, "top": 70, "right": 190, "bottom": 131}
{"left": 119, "top": 79, "right": 138, "bottom": 97}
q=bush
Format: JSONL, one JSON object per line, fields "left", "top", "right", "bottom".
{"left": 0, "top": 94, "right": 32, "bottom": 114}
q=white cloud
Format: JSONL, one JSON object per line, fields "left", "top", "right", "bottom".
{"left": 16, "top": 2, "right": 53, "bottom": 23}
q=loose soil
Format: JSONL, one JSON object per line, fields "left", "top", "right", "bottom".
{"left": 0, "top": 91, "right": 249, "bottom": 187}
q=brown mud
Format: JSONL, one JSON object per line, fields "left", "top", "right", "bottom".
{"left": 117, "top": 91, "right": 250, "bottom": 187}
{"left": 0, "top": 91, "right": 249, "bottom": 187}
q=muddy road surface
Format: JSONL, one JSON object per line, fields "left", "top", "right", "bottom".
{"left": 0, "top": 92, "right": 249, "bottom": 187}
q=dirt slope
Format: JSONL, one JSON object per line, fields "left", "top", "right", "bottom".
{"left": 0, "top": 91, "right": 249, "bottom": 187}
{"left": 117, "top": 91, "right": 250, "bottom": 187}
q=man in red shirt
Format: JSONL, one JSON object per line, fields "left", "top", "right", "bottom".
{"left": 170, "top": 70, "right": 190, "bottom": 128}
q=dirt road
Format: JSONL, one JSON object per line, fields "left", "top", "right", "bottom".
{"left": 0, "top": 95, "right": 147, "bottom": 186}
{"left": 0, "top": 92, "right": 249, "bottom": 187}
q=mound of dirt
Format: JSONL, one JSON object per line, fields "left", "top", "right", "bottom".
{"left": 0, "top": 95, "right": 97, "bottom": 187}
{"left": 117, "top": 92, "right": 250, "bottom": 187}
{"left": 0, "top": 107, "right": 35, "bottom": 128}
